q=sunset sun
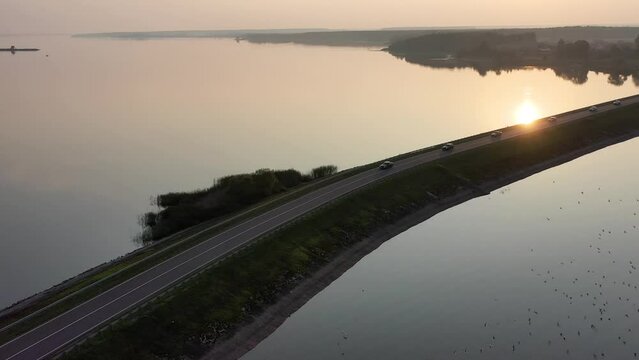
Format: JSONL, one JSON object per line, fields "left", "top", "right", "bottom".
{"left": 515, "top": 100, "right": 541, "bottom": 125}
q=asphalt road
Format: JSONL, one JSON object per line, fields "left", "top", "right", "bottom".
{"left": 1, "top": 95, "right": 638, "bottom": 360}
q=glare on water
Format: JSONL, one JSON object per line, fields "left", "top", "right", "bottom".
{"left": 515, "top": 99, "right": 541, "bottom": 125}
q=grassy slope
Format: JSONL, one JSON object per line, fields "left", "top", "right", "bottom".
{"left": 61, "top": 104, "right": 639, "bottom": 359}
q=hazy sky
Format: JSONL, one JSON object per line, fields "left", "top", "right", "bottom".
{"left": 2, "top": 0, "right": 639, "bottom": 34}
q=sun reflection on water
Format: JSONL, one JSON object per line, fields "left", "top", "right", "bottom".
{"left": 515, "top": 100, "right": 541, "bottom": 125}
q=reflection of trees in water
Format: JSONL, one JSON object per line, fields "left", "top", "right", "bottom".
{"left": 457, "top": 63, "right": 516, "bottom": 77}
{"left": 395, "top": 54, "right": 639, "bottom": 87}
{"left": 418, "top": 59, "right": 523, "bottom": 78}
{"left": 552, "top": 65, "right": 589, "bottom": 85}
{"left": 607, "top": 73, "right": 628, "bottom": 86}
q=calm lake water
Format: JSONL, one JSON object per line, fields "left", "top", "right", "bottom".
{"left": 0, "top": 35, "right": 637, "bottom": 308}
{"left": 242, "top": 138, "right": 639, "bottom": 360}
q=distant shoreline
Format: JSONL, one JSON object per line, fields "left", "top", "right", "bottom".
{"left": 71, "top": 29, "right": 330, "bottom": 39}
{"left": 73, "top": 26, "right": 639, "bottom": 47}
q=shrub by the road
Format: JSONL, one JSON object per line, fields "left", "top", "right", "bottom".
{"left": 143, "top": 166, "right": 338, "bottom": 241}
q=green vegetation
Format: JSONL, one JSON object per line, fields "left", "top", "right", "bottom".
{"left": 527, "top": 26, "right": 639, "bottom": 43}
{"left": 387, "top": 30, "right": 639, "bottom": 85}
{"left": 388, "top": 32, "right": 538, "bottom": 58}
{"left": 61, "top": 104, "right": 639, "bottom": 359}
{"left": 144, "top": 166, "right": 337, "bottom": 241}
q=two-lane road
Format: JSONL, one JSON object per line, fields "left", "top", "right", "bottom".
{"left": 1, "top": 95, "right": 638, "bottom": 360}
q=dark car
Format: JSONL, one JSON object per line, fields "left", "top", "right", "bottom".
{"left": 379, "top": 160, "right": 394, "bottom": 170}
{"left": 442, "top": 143, "right": 454, "bottom": 151}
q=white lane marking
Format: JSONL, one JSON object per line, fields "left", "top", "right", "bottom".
{"left": 10, "top": 165, "right": 393, "bottom": 360}
{"left": 31, "top": 168, "right": 404, "bottom": 360}
{"left": 3, "top": 169, "right": 382, "bottom": 359}
{"left": 0, "top": 169, "right": 376, "bottom": 352}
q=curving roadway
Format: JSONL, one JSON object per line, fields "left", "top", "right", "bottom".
{"left": 1, "top": 95, "right": 638, "bottom": 360}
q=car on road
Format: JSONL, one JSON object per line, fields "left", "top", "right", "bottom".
{"left": 490, "top": 131, "right": 503, "bottom": 137}
{"left": 379, "top": 160, "right": 394, "bottom": 170}
{"left": 613, "top": 100, "right": 622, "bottom": 106}
{"left": 547, "top": 116, "right": 557, "bottom": 122}
{"left": 589, "top": 106, "right": 598, "bottom": 112}
{"left": 442, "top": 143, "right": 454, "bottom": 151}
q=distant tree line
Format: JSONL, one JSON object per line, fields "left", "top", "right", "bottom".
{"left": 555, "top": 39, "right": 590, "bottom": 59}
{"left": 140, "top": 165, "right": 338, "bottom": 241}
{"left": 388, "top": 31, "right": 538, "bottom": 58}
{"left": 554, "top": 37, "right": 639, "bottom": 59}
{"left": 386, "top": 30, "right": 639, "bottom": 87}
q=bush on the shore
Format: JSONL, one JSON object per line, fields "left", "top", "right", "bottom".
{"left": 144, "top": 166, "right": 338, "bottom": 241}
{"left": 309, "top": 165, "right": 338, "bottom": 179}
{"left": 140, "top": 212, "right": 158, "bottom": 227}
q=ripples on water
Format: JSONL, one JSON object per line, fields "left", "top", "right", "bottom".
{"left": 243, "top": 139, "right": 639, "bottom": 360}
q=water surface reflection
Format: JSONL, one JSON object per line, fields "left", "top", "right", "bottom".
{"left": 515, "top": 99, "right": 540, "bottom": 125}
{"left": 0, "top": 35, "right": 638, "bottom": 308}
{"left": 243, "top": 138, "right": 639, "bottom": 360}
{"left": 393, "top": 57, "right": 639, "bottom": 87}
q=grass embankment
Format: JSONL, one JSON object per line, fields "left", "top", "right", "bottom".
{"left": 61, "top": 104, "right": 639, "bottom": 359}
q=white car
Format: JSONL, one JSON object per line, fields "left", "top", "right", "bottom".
{"left": 589, "top": 106, "right": 598, "bottom": 112}
{"left": 442, "top": 143, "right": 454, "bottom": 151}
{"left": 547, "top": 116, "right": 557, "bottom": 122}
{"left": 613, "top": 100, "right": 622, "bottom": 106}
{"left": 490, "top": 131, "right": 503, "bottom": 137}
{"left": 379, "top": 160, "right": 394, "bottom": 170}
